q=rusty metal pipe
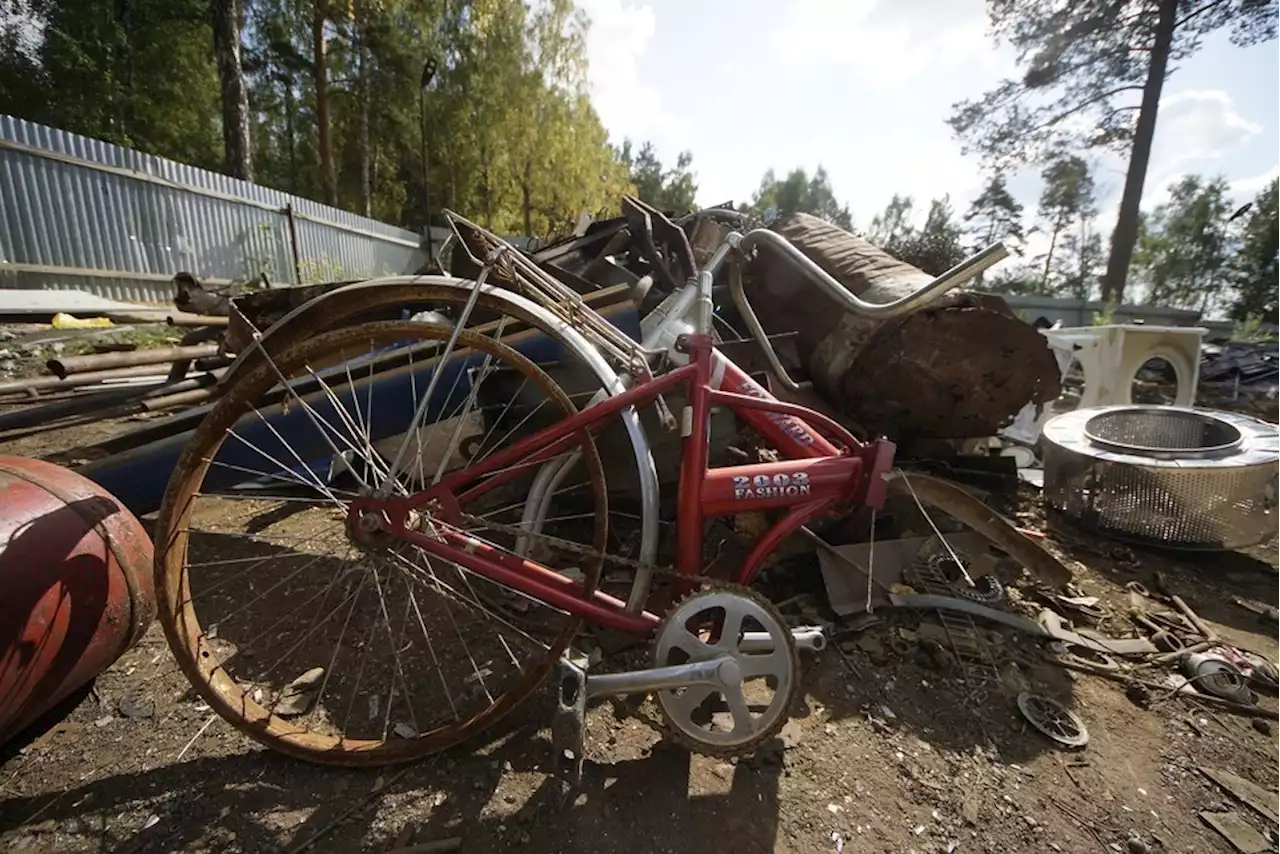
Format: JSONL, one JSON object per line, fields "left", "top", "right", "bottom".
{"left": 0, "top": 371, "right": 224, "bottom": 433}
{"left": 0, "top": 386, "right": 159, "bottom": 432}
{"left": 0, "top": 382, "right": 170, "bottom": 405}
{"left": 1171, "top": 595, "right": 1218, "bottom": 642}
{"left": 140, "top": 386, "right": 215, "bottom": 412}
{"left": 47, "top": 343, "right": 221, "bottom": 379}
{"left": 166, "top": 314, "right": 230, "bottom": 328}
{"left": 0, "top": 360, "right": 228, "bottom": 403}
{"left": 0, "top": 364, "right": 174, "bottom": 395}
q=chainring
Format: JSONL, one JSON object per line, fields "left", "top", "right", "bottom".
{"left": 650, "top": 582, "right": 799, "bottom": 759}
{"left": 457, "top": 516, "right": 800, "bottom": 758}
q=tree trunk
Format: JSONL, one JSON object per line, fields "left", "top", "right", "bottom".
{"left": 211, "top": 0, "right": 253, "bottom": 181}
{"left": 751, "top": 212, "right": 1062, "bottom": 439}
{"left": 356, "top": 29, "right": 371, "bottom": 217}
{"left": 283, "top": 80, "right": 298, "bottom": 194}
{"left": 1077, "top": 216, "right": 1091, "bottom": 300}
{"left": 312, "top": 5, "right": 337, "bottom": 206}
{"left": 1040, "top": 224, "right": 1061, "bottom": 295}
{"left": 1100, "top": 0, "right": 1177, "bottom": 304}
{"left": 522, "top": 159, "right": 533, "bottom": 238}
{"left": 482, "top": 147, "right": 493, "bottom": 228}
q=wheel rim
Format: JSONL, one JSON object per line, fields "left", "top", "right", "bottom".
{"left": 1017, "top": 692, "right": 1090, "bottom": 748}
{"left": 155, "top": 320, "right": 608, "bottom": 765}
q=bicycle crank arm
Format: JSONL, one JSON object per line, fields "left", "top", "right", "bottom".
{"left": 584, "top": 656, "right": 741, "bottom": 700}
{"left": 552, "top": 654, "right": 741, "bottom": 790}
{"left": 740, "top": 626, "right": 827, "bottom": 654}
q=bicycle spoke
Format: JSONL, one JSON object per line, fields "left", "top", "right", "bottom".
{"left": 256, "top": 570, "right": 367, "bottom": 701}
{"left": 407, "top": 585, "right": 460, "bottom": 721}
{"left": 475, "top": 480, "right": 590, "bottom": 522}
{"left": 387, "top": 546, "right": 550, "bottom": 652}
{"left": 312, "top": 571, "right": 371, "bottom": 718}
{"left": 226, "top": 555, "right": 360, "bottom": 655}
{"left": 340, "top": 605, "right": 382, "bottom": 738}
{"left": 227, "top": 417, "right": 345, "bottom": 509}
{"left": 205, "top": 457, "right": 351, "bottom": 498}
{"left": 256, "top": 348, "right": 375, "bottom": 492}
{"left": 428, "top": 317, "right": 510, "bottom": 486}
{"left": 301, "top": 359, "right": 397, "bottom": 490}
{"left": 158, "top": 317, "right": 607, "bottom": 760}
{"left": 369, "top": 561, "right": 420, "bottom": 738}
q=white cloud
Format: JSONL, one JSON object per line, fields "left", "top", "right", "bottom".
{"left": 857, "top": 140, "right": 985, "bottom": 228}
{"left": 772, "top": 0, "right": 993, "bottom": 86}
{"left": 1152, "top": 90, "right": 1261, "bottom": 170}
{"left": 1229, "top": 165, "right": 1279, "bottom": 203}
{"left": 577, "top": 0, "right": 661, "bottom": 143}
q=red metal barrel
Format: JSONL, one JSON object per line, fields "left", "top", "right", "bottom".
{"left": 0, "top": 456, "right": 155, "bottom": 747}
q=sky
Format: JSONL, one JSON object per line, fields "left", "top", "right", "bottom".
{"left": 577, "top": 0, "right": 1280, "bottom": 240}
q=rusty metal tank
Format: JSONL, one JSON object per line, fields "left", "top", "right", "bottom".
{"left": 0, "top": 456, "right": 155, "bottom": 748}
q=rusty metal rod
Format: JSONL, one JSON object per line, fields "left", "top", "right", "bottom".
{"left": 0, "top": 364, "right": 173, "bottom": 395}
{"left": 0, "top": 385, "right": 161, "bottom": 432}
{"left": 140, "top": 386, "right": 215, "bottom": 412}
{"left": 0, "top": 381, "right": 170, "bottom": 404}
{"left": 1052, "top": 658, "right": 1277, "bottom": 720}
{"left": 0, "top": 371, "right": 224, "bottom": 432}
{"left": 1171, "top": 595, "right": 1218, "bottom": 642}
{"left": 166, "top": 313, "right": 230, "bottom": 327}
{"left": 0, "top": 356, "right": 230, "bottom": 398}
{"left": 0, "top": 389, "right": 132, "bottom": 405}
{"left": 1152, "top": 640, "right": 1214, "bottom": 664}
{"left": 47, "top": 343, "right": 221, "bottom": 379}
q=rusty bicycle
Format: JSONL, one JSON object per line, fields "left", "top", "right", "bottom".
{"left": 154, "top": 209, "right": 1022, "bottom": 767}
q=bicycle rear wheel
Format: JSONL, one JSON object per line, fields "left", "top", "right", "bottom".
{"left": 155, "top": 319, "right": 608, "bottom": 765}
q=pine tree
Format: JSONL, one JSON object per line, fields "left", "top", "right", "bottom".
{"left": 949, "top": 0, "right": 1278, "bottom": 303}
{"left": 1228, "top": 179, "right": 1279, "bottom": 321}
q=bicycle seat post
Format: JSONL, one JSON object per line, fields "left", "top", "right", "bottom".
{"left": 694, "top": 237, "right": 737, "bottom": 336}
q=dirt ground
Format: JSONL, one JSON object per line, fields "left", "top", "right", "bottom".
{"left": 1, "top": 410, "right": 1277, "bottom": 854}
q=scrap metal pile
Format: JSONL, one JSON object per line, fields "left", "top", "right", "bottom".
{"left": 0, "top": 309, "right": 230, "bottom": 434}
{"left": 466, "top": 204, "right": 1065, "bottom": 442}
{"left": 3, "top": 199, "right": 1274, "bottom": 770}
{"left": 13, "top": 200, "right": 1064, "bottom": 514}
{"left": 1201, "top": 339, "right": 1279, "bottom": 391}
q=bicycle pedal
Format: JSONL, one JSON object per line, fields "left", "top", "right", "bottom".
{"left": 551, "top": 657, "right": 587, "bottom": 790}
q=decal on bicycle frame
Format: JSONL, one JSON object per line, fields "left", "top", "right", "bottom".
{"left": 732, "top": 380, "right": 816, "bottom": 447}
{"left": 732, "top": 472, "right": 811, "bottom": 500}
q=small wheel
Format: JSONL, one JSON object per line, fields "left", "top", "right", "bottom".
{"left": 155, "top": 320, "right": 610, "bottom": 765}
{"left": 652, "top": 585, "right": 798, "bottom": 757}
{"left": 955, "top": 574, "right": 1005, "bottom": 604}
{"left": 1017, "top": 692, "right": 1089, "bottom": 748}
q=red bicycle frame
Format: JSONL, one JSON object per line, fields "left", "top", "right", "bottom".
{"left": 357, "top": 334, "right": 896, "bottom": 636}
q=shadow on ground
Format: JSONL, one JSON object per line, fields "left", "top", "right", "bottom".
{"left": 0, "top": 710, "right": 786, "bottom": 854}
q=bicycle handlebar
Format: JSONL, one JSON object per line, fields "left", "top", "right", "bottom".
{"left": 714, "top": 228, "right": 1010, "bottom": 393}
{"left": 731, "top": 229, "right": 1009, "bottom": 320}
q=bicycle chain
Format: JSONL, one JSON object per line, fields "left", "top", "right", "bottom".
{"left": 458, "top": 513, "right": 796, "bottom": 759}
{"left": 459, "top": 512, "right": 716, "bottom": 585}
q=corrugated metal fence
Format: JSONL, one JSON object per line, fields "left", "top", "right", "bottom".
{"left": 0, "top": 114, "right": 429, "bottom": 304}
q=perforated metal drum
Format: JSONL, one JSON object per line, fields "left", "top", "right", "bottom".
{"left": 1042, "top": 406, "right": 1279, "bottom": 550}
